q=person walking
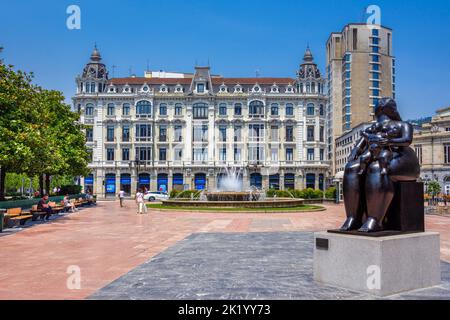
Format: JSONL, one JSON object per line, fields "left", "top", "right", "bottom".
{"left": 119, "top": 189, "right": 125, "bottom": 207}
{"left": 135, "top": 189, "right": 147, "bottom": 214}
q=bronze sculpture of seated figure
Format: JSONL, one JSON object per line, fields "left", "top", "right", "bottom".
{"left": 358, "top": 121, "right": 402, "bottom": 176}
{"left": 339, "top": 97, "right": 420, "bottom": 233}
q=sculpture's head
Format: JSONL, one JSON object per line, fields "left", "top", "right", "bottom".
{"left": 375, "top": 97, "right": 402, "bottom": 121}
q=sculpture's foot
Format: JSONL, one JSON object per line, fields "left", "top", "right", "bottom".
{"left": 380, "top": 168, "right": 388, "bottom": 175}
{"left": 339, "top": 217, "right": 362, "bottom": 231}
{"left": 357, "top": 169, "right": 365, "bottom": 175}
{"left": 358, "top": 217, "right": 382, "bottom": 233}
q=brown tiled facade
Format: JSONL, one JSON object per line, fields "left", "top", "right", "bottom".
{"left": 326, "top": 23, "right": 395, "bottom": 175}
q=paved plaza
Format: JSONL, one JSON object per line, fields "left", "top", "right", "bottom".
{"left": 1, "top": 201, "right": 450, "bottom": 299}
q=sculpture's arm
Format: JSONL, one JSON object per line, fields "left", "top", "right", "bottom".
{"left": 348, "top": 136, "right": 367, "bottom": 161}
{"left": 384, "top": 122, "right": 413, "bottom": 147}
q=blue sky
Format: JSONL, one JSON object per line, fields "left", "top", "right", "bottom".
{"left": 1, "top": 0, "right": 449, "bottom": 119}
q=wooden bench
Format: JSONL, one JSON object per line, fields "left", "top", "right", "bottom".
{"left": 48, "top": 201, "right": 65, "bottom": 213}
{"left": 74, "top": 197, "right": 88, "bottom": 207}
{"left": 30, "top": 205, "right": 52, "bottom": 221}
{"left": 4, "top": 208, "right": 33, "bottom": 227}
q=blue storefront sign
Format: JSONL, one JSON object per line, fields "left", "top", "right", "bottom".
{"left": 195, "top": 175, "right": 206, "bottom": 190}
{"left": 158, "top": 175, "right": 168, "bottom": 192}
{"left": 173, "top": 174, "right": 183, "bottom": 186}
{"left": 139, "top": 176, "right": 150, "bottom": 185}
{"left": 105, "top": 176, "right": 116, "bottom": 194}
{"left": 85, "top": 175, "right": 94, "bottom": 185}
{"left": 120, "top": 177, "right": 131, "bottom": 185}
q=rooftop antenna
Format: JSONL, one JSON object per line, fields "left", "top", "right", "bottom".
{"left": 255, "top": 68, "right": 260, "bottom": 78}
{"left": 146, "top": 59, "right": 150, "bottom": 72}
{"left": 128, "top": 66, "right": 133, "bottom": 76}
{"left": 111, "top": 65, "right": 117, "bottom": 79}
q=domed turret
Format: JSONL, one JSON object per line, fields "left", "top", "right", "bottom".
{"left": 90, "top": 45, "right": 102, "bottom": 62}
{"left": 82, "top": 45, "right": 108, "bottom": 80}
{"left": 296, "top": 45, "right": 324, "bottom": 94}
{"left": 303, "top": 46, "right": 314, "bottom": 63}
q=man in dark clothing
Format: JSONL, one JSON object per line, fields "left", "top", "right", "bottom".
{"left": 37, "top": 194, "right": 54, "bottom": 220}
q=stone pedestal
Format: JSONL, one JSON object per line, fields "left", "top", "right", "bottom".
{"left": 313, "top": 231, "right": 441, "bottom": 296}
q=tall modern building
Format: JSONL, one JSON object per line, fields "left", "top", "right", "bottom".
{"left": 73, "top": 47, "right": 330, "bottom": 198}
{"left": 326, "top": 23, "right": 395, "bottom": 175}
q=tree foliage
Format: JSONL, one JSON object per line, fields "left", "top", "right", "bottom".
{"left": 0, "top": 53, "right": 89, "bottom": 200}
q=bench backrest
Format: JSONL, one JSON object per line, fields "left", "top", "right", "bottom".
{"left": 6, "top": 207, "right": 21, "bottom": 216}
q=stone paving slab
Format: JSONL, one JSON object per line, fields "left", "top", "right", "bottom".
{"left": 89, "top": 232, "right": 450, "bottom": 300}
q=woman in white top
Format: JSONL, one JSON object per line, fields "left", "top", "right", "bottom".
{"left": 135, "top": 189, "right": 147, "bottom": 214}
{"left": 63, "top": 195, "right": 77, "bottom": 213}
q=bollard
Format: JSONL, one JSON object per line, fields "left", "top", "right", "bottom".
{"left": 0, "top": 212, "right": 4, "bottom": 233}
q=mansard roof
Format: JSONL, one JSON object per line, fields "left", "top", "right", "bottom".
{"left": 108, "top": 77, "right": 295, "bottom": 86}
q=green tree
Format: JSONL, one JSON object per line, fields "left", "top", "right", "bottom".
{"left": 0, "top": 60, "right": 39, "bottom": 200}
{"left": 0, "top": 52, "right": 90, "bottom": 199}
{"left": 427, "top": 181, "right": 441, "bottom": 197}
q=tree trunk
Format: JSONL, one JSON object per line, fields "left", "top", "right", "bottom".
{"left": 0, "top": 167, "right": 6, "bottom": 201}
{"left": 39, "top": 174, "right": 44, "bottom": 195}
{"left": 45, "top": 174, "right": 50, "bottom": 195}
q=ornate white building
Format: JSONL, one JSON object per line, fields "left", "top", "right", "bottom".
{"left": 73, "top": 47, "right": 330, "bottom": 198}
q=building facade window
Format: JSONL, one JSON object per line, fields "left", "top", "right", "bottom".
{"left": 106, "top": 148, "right": 115, "bottom": 161}
{"left": 106, "top": 126, "right": 114, "bottom": 142}
{"left": 286, "top": 148, "right": 293, "bottom": 161}
{"left": 249, "top": 101, "right": 264, "bottom": 117}
{"left": 122, "top": 103, "right": 130, "bottom": 116}
{"left": 86, "top": 127, "right": 93, "bottom": 142}
{"left": 159, "top": 125, "right": 167, "bottom": 142}
{"left": 307, "top": 148, "right": 314, "bottom": 161}
{"left": 159, "top": 103, "right": 167, "bottom": 116}
{"left": 271, "top": 103, "right": 279, "bottom": 116}
{"left": 136, "top": 100, "right": 152, "bottom": 117}
{"left": 219, "top": 103, "right": 227, "bottom": 116}
{"left": 122, "top": 126, "right": 130, "bottom": 142}
{"left": 107, "top": 103, "right": 115, "bottom": 116}
{"left": 135, "top": 124, "right": 152, "bottom": 141}
{"left": 136, "top": 146, "right": 152, "bottom": 161}
{"left": 234, "top": 103, "right": 242, "bottom": 116}
{"left": 174, "top": 125, "right": 182, "bottom": 142}
{"left": 307, "top": 103, "right": 315, "bottom": 116}
{"left": 286, "top": 126, "right": 294, "bottom": 142}
{"left": 445, "top": 144, "right": 450, "bottom": 164}
{"left": 175, "top": 103, "right": 182, "bottom": 116}
{"left": 85, "top": 103, "right": 94, "bottom": 116}
{"left": 219, "top": 125, "right": 227, "bottom": 142}
{"left": 415, "top": 145, "right": 423, "bottom": 165}
{"left": 193, "top": 125, "right": 208, "bottom": 142}
{"left": 307, "top": 126, "right": 315, "bottom": 142}
{"left": 159, "top": 148, "right": 167, "bottom": 161}
{"left": 122, "top": 148, "right": 129, "bottom": 161}
{"left": 234, "top": 125, "right": 242, "bottom": 142}
{"left": 197, "top": 83, "right": 205, "bottom": 93}
{"left": 286, "top": 103, "right": 294, "bottom": 116}
{"left": 193, "top": 103, "right": 208, "bottom": 119}
{"left": 306, "top": 173, "right": 315, "bottom": 189}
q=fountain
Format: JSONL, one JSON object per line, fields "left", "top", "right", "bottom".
{"left": 161, "top": 167, "right": 304, "bottom": 209}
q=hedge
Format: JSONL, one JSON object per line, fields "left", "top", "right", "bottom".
{"left": 0, "top": 194, "right": 86, "bottom": 210}
{"left": 267, "top": 187, "right": 336, "bottom": 200}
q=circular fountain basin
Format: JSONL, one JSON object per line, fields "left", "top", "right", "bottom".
{"left": 162, "top": 197, "right": 305, "bottom": 208}
{"left": 206, "top": 191, "right": 256, "bottom": 202}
